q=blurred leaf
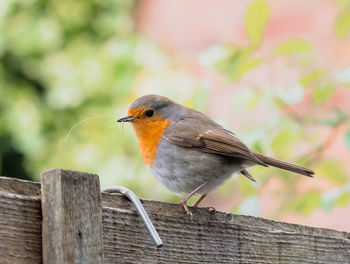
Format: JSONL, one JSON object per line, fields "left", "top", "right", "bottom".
{"left": 345, "top": 130, "right": 350, "bottom": 149}
{"left": 336, "top": 192, "right": 350, "bottom": 206}
{"left": 288, "top": 191, "right": 321, "bottom": 215}
{"left": 312, "top": 84, "right": 335, "bottom": 104}
{"left": 251, "top": 141, "right": 264, "bottom": 153}
{"left": 215, "top": 46, "right": 261, "bottom": 81}
{"left": 273, "top": 39, "right": 314, "bottom": 56}
{"left": 247, "top": 92, "right": 262, "bottom": 109}
{"left": 323, "top": 108, "right": 348, "bottom": 127}
{"left": 323, "top": 120, "right": 338, "bottom": 127}
{"left": 273, "top": 97, "right": 287, "bottom": 108}
{"left": 335, "top": 8, "right": 350, "bottom": 38}
{"left": 335, "top": 0, "right": 350, "bottom": 8}
{"left": 245, "top": 0, "right": 270, "bottom": 46}
{"left": 318, "top": 160, "right": 348, "bottom": 185}
{"left": 299, "top": 69, "right": 325, "bottom": 86}
{"left": 270, "top": 124, "right": 300, "bottom": 157}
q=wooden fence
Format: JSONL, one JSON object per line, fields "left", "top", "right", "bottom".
{"left": 0, "top": 169, "right": 349, "bottom": 263}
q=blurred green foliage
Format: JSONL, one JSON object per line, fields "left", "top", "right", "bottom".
{"left": 202, "top": 0, "right": 350, "bottom": 216}
{"left": 245, "top": 0, "right": 269, "bottom": 46}
{"left": 335, "top": 1, "right": 350, "bottom": 38}
{"left": 0, "top": 0, "right": 349, "bottom": 220}
{"left": 0, "top": 0, "right": 142, "bottom": 182}
{"left": 273, "top": 39, "right": 314, "bottom": 56}
{"left": 346, "top": 130, "right": 350, "bottom": 148}
{"left": 215, "top": 46, "right": 262, "bottom": 82}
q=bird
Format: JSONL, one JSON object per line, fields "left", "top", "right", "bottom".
{"left": 118, "top": 94, "right": 314, "bottom": 217}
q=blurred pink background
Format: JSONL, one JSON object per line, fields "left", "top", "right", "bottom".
{"left": 134, "top": 0, "right": 350, "bottom": 231}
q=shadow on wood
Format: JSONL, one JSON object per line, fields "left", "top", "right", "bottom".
{"left": 0, "top": 169, "right": 349, "bottom": 264}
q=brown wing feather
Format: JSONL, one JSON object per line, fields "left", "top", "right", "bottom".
{"left": 163, "top": 120, "right": 266, "bottom": 166}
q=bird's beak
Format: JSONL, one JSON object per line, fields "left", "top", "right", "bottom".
{"left": 117, "top": 115, "right": 135, "bottom": 122}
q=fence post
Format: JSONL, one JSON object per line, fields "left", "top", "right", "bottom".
{"left": 41, "top": 169, "right": 104, "bottom": 264}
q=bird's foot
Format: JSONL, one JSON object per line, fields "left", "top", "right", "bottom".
{"left": 178, "top": 200, "right": 193, "bottom": 221}
{"left": 177, "top": 181, "right": 209, "bottom": 221}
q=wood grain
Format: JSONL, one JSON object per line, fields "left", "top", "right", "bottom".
{"left": 41, "top": 169, "right": 104, "bottom": 264}
{"left": 1, "top": 171, "right": 350, "bottom": 264}
{"left": 102, "top": 193, "right": 350, "bottom": 264}
{"left": 0, "top": 176, "right": 41, "bottom": 195}
{"left": 0, "top": 177, "right": 42, "bottom": 264}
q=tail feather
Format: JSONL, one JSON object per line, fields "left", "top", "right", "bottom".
{"left": 240, "top": 169, "right": 256, "bottom": 182}
{"left": 251, "top": 151, "right": 314, "bottom": 177}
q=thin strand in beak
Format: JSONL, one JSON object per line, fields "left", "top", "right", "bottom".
{"left": 62, "top": 114, "right": 115, "bottom": 142}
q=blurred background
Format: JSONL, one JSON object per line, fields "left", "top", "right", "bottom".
{"left": 1, "top": 0, "right": 350, "bottom": 231}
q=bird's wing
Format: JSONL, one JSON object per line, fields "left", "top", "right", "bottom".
{"left": 163, "top": 120, "right": 266, "bottom": 166}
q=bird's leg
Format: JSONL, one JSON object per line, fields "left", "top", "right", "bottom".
{"left": 178, "top": 181, "right": 208, "bottom": 219}
{"left": 192, "top": 194, "right": 216, "bottom": 212}
{"left": 192, "top": 194, "right": 207, "bottom": 207}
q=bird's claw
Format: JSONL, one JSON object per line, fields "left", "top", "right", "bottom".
{"left": 179, "top": 201, "right": 193, "bottom": 221}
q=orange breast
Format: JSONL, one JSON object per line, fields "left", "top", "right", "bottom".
{"left": 131, "top": 117, "right": 170, "bottom": 166}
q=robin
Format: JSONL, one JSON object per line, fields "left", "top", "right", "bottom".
{"left": 118, "top": 95, "right": 314, "bottom": 217}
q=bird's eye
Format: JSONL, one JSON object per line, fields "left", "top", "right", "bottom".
{"left": 145, "top": 109, "right": 154, "bottom": 118}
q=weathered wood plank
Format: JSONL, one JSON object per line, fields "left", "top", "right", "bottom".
{"left": 0, "top": 176, "right": 41, "bottom": 195}
{"left": 102, "top": 193, "right": 350, "bottom": 264}
{"left": 1, "top": 172, "right": 350, "bottom": 264}
{"left": 0, "top": 177, "right": 42, "bottom": 264}
{"left": 41, "top": 169, "right": 104, "bottom": 264}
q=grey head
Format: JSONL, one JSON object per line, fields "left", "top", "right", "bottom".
{"left": 127, "top": 94, "right": 186, "bottom": 122}
{"left": 129, "top": 95, "right": 174, "bottom": 111}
